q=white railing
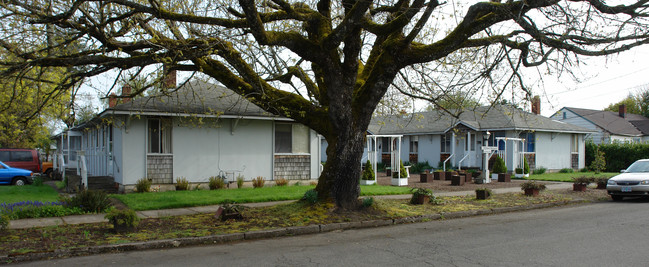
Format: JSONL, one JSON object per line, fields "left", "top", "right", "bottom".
{"left": 443, "top": 154, "right": 454, "bottom": 171}
{"left": 458, "top": 153, "right": 470, "bottom": 170}
{"left": 79, "top": 154, "right": 87, "bottom": 190}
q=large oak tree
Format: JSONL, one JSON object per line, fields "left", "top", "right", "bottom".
{"left": 1, "top": 0, "right": 649, "bottom": 208}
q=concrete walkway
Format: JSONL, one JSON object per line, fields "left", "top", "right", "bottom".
{"left": 7, "top": 182, "right": 574, "bottom": 229}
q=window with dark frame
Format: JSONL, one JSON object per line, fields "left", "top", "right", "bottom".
{"left": 441, "top": 133, "right": 451, "bottom": 153}
{"left": 148, "top": 118, "right": 172, "bottom": 154}
{"left": 410, "top": 136, "right": 418, "bottom": 154}
{"left": 519, "top": 132, "right": 535, "bottom": 153}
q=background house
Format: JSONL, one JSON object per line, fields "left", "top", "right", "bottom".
{"left": 55, "top": 79, "right": 321, "bottom": 192}
{"left": 364, "top": 103, "right": 593, "bottom": 172}
{"left": 551, "top": 105, "right": 649, "bottom": 144}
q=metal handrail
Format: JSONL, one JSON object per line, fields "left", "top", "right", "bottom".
{"left": 443, "top": 154, "right": 454, "bottom": 171}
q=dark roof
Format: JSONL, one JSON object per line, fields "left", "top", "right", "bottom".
{"left": 369, "top": 105, "right": 593, "bottom": 135}
{"left": 563, "top": 107, "right": 649, "bottom": 136}
{"left": 107, "top": 80, "right": 273, "bottom": 117}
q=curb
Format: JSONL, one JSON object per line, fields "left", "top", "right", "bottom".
{"left": 0, "top": 199, "right": 584, "bottom": 264}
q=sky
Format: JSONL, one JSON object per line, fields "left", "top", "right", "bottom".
{"left": 537, "top": 46, "right": 649, "bottom": 117}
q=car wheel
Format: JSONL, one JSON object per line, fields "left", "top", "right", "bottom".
{"left": 611, "top": 195, "right": 624, "bottom": 202}
{"left": 45, "top": 169, "right": 53, "bottom": 179}
{"left": 13, "top": 177, "right": 26, "bottom": 186}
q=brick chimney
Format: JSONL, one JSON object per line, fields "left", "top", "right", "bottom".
{"left": 619, "top": 104, "right": 627, "bottom": 118}
{"left": 163, "top": 65, "right": 176, "bottom": 89}
{"left": 121, "top": 84, "right": 132, "bottom": 103}
{"left": 108, "top": 93, "right": 117, "bottom": 108}
{"left": 531, "top": 95, "right": 541, "bottom": 115}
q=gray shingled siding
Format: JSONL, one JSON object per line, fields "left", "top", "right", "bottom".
{"left": 274, "top": 155, "right": 310, "bottom": 180}
{"left": 147, "top": 155, "right": 173, "bottom": 183}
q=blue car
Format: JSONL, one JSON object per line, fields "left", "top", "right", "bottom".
{"left": 0, "top": 160, "right": 33, "bottom": 185}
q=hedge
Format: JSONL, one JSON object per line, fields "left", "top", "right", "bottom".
{"left": 586, "top": 140, "right": 649, "bottom": 172}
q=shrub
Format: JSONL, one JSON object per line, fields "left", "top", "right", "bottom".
{"left": 105, "top": 209, "right": 139, "bottom": 230}
{"left": 362, "top": 197, "right": 374, "bottom": 208}
{"left": 595, "top": 177, "right": 609, "bottom": 187}
{"left": 135, "top": 178, "right": 151, "bottom": 193}
{"left": 492, "top": 156, "right": 507, "bottom": 174}
{"left": 590, "top": 148, "right": 606, "bottom": 174}
{"left": 303, "top": 189, "right": 318, "bottom": 204}
{"left": 559, "top": 168, "right": 574, "bottom": 173}
{"left": 275, "top": 178, "right": 289, "bottom": 186}
{"left": 579, "top": 168, "right": 589, "bottom": 172}
{"left": 1, "top": 201, "right": 84, "bottom": 219}
{"left": 410, "top": 188, "right": 438, "bottom": 205}
{"left": 65, "top": 190, "right": 112, "bottom": 213}
{"left": 32, "top": 176, "right": 43, "bottom": 187}
{"left": 533, "top": 167, "right": 547, "bottom": 175}
{"left": 437, "top": 161, "right": 453, "bottom": 170}
{"left": 175, "top": 177, "right": 189, "bottom": 191}
{"left": 515, "top": 168, "right": 523, "bottom": 174}
{"left": 252, "top": 176, "right": 265, "bottom": 188}
{"left": 475, "top": 188, "right": 492, "bottom": 194}
{"left": 361, "top": 160, "right": 375, "bottom": 181}
{"left": 523, "top": 157, "right": 530, "bottom": 174}
{"left": 376, "top": 162, "right": 386, "bottom": 172}
{"left": 209, "top": 176, "right": 226, "bottom": 190}
{"left": 217, "top": 201, "right": 247, "bottom": 221}
{"left": 392, "top": 160, "right": 408, "bottom": 178}
{"left": 408, "top": 161, "right": 433, "bottom": 174}
{"left": 573, "top": 176, "right": 593, "bottom": 185}
{"left": 236, "top": 175, "right": 245, "bottom": 188}
{"left": 520, "top": 181, "right": 547, "bottom": 191}
{"left": 0, "top": 213, "right": 8, "bottom": 230}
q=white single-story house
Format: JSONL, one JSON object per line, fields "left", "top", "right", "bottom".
{"left": 551, "top": 105, "right": 649, "bottom": 144}
{"left": 54, "top": 79, "right": 321, "bottom": 192}
{"left": 322, "top": 102, "right": 594, "bottom": 172}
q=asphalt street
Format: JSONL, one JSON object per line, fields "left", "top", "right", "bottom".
{"left": 17, "top": 200, "right": 649, "bottom": 267}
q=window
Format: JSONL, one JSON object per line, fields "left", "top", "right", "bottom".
{"left": 571, "top": 134, "right": 578, "bottom": 153}
{"left": 381, "top": 138, "right": 390, "bottom": 153}
{"left": 148, "top": 118, "right": 172, "bottom": 154}
{"left": 563, "top": 112, "right": 567, "bottom": 119}
{"left": 275, "top": 123, "right": 309, "bottom": 153}
{"left": 519, "top": 132, "right": 535, "bottom": 152}
{"left": 13, "top": 151, "right": 32, "bottom": 162}
{"left": 0, "top": 151, "right": 32, "bottom": 162}
{"left": 441, "top": 133, "right": 452, "bottom": 153}
{"left": 410, "top": 136, "right": 418, "bottom": 154}
{"left": 470, "top": 133, "right": 476, "bottom": 151}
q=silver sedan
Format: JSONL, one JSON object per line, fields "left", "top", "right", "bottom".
{"left": 607, "top": 159, "right": 649, "bottom": 201}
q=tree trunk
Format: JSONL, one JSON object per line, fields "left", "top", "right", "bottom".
{"left": 315, "top": 127, "right": 367, "bottom": 210}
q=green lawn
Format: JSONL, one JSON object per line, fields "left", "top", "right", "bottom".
{"left": 112, "top": 185, "right": 411, "bottom": 211}
{"left": 0, "top": 185, "right": 60, "bottom": 203}
{"left": 525, "top": 172, "right": 617, "bottom": 182}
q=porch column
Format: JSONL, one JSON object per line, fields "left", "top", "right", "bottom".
{"left": 451, "top": 132, "right": 456, "bottom": 167}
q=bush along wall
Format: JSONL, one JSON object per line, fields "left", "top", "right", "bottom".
{"left": 586, "top": 140, "right": 649, "bottom": 172}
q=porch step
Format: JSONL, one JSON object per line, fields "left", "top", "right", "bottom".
{"left": 87, "top": 176, "right": 118, "bottom": 194}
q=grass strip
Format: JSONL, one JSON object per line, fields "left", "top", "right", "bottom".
{"left": 523, "top": 172, "right": 616, "bottom": 182}
{"left": 112, "top": 185, "right": 411, "bottom": 211}
{"left": 0, "top": 185, "right": 60, "bottom": 203}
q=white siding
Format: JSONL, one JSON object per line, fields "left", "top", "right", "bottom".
{"left": 535, "top": 132, "right": 573, "bottom": 170}
{"left": 418, "top": 134, "right": 441, "bottom": 167}
{"left": 172, "top": 118, "right": 274, "bottom": 183}
{"left": 551, "top": 108, "right": 605, "bottom": 144}
{"left": 120, "top": 117, "right": 147, "bottom": 185}
{"left": 112, "top": 123, "right": 124, "bottom": 184}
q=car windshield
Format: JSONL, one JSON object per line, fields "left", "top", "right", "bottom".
{"left": 625, "top": 161, "right": 649, "bottom": 173}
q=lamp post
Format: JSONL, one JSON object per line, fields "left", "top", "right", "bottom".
{"left": 482, "top": 131, "right": 492, "bottom": 183}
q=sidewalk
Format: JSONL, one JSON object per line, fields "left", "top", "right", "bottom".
{"left": 7, "top": 182, "right": 574, "bottom": 229}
